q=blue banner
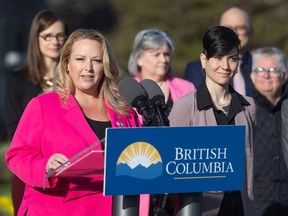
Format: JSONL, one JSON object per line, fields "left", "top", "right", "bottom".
{"left": 104, "top": 125, "right": 245, "bottom": 196}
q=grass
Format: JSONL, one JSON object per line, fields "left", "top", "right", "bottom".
{"left": 0, "top": 140, "right": 13, "bottom": 216}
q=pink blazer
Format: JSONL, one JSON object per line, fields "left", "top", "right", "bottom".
{"left": 6, "top": 92, "right": 149, "bottom": 216}
{"left": 135, "top": 75, "right": 195, "bottom": 102}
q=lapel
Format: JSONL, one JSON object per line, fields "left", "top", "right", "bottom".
{"left": 235, "top": 110, "right": 248, "bottom": 126}
{"left": 105, "top": 101, "right": 130, "bottom": 128}
{"left": 205, "top": 109, "right": 218, "bottom": 125}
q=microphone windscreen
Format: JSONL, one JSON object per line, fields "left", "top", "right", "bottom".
{"left": 119, "top": 77, "right": 147, "bottom": 108}
{"left": 140, "top": 79, "right": 165, "bottom": 103}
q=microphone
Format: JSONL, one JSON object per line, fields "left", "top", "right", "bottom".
{"left": 118, "top": 77, "right": 152, "bottom": 125}
{"left": 140, "top": 79, "right": 169, "bottom": 126}
{"left": 139, "top": 79, "right": 171, "bottom": 215}
{"left": 140, "top": 79, "right": 166, "bottom": 108}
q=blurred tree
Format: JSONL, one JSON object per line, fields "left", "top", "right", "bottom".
{"left": 47, "top": 0, "right": 117, "bottom": 32}
{"left": 106, "top": 0, "right": 288, "bottom": 77}
{"left": 4, "top": 0, "right": 288, "bottom": 78}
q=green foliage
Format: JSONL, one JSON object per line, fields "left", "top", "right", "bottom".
{"left": 49, "top": 0, "right": 288, "bottom": 78}
{"left": 0, "top": 141, "right": 12, "bottom": 183}
{"left": 107, "top": 0, "right": 288, "bottom": 78}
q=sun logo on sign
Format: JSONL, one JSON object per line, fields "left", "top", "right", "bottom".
{"left": 116, "top": 142, "right": 163, "bottom": 179}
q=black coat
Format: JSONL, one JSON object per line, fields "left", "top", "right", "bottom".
{"left": 252, "top": 84, "right": 288, "bottom": 216}
{"left": 4, "top": 68, "right": 42, "bottom": 138}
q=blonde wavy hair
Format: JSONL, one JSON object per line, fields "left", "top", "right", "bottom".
{"left": 53, "top": 28, "right": 130, "bottom": 116}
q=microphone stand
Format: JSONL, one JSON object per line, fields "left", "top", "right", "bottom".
{"left": 112, "top": 100, "right": 156, "bottom": 216}
{"left": 154, "top": 100, "right": 169, "bottom": 127}
{"left": 113, "top": 195, "right": 139, "bottom": 216}
{"left": 151, "top": 101, "right": 171, "bottom": 216}
{"left": 142, "top": 100, "right": 154, "bottom": 126}
{"left": 112, "top": 100, "right": 150, "bottom": 216}
{"left": 153, "top": 101, "right": 202, "bottom": 216}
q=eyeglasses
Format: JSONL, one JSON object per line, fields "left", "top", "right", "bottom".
{"left": 140, "top": 30, "right": 174, "bottom": 52}
{"left": 226, "top": 25, "right": 249, "bottom": 33}
{"left": 143, "top": 30, "right": 167, "bottom": 39}
{"left": 253, "top": 67, "right": 282, "bottom": 78}
{"left": 39, "top": 33, "right": 66, "bottom": 42}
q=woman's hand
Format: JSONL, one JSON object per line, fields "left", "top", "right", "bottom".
{"left": 46, "top": 153, "right": 69, "bottom": 173}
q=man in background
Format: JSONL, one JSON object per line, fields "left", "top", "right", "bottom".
{"left": 184, "top": 6, "right": 254, "bottom": 96}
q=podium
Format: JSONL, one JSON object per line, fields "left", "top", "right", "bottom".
{"left": 45, "top": 126, "right": 246, "bottom": 216}
{"left": 104, "top": 125, "right": 246, "bottom": 216}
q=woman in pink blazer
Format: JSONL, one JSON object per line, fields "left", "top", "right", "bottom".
{"left": 127, "top": 28, "right": 195, "bottom": 214}
{"left": 169, "top": 26, "right": 256, "bottom": 216}
{"left": 128, "top": 28, "right": 195, "bottom": 127}
{"left": 6, "top": 29, "right": 149, "bottom": 216}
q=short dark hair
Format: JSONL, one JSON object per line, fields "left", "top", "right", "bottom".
{"left": 202, "top": 26, "right": 240, "bottom": 59}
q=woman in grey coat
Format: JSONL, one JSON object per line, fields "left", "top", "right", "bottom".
{"left": 169, "top": 26, "right": 256, "bottom": 216}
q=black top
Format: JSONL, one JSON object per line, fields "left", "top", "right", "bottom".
{"left": 5, "top": 68, "right": 42, "bottom": 138}
{"left": 85, "top": 117, "right": 112, "bottom": 140}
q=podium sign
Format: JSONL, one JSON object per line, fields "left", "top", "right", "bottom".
{"left": 104, "top": 126, "right": 245, "bottom": 196}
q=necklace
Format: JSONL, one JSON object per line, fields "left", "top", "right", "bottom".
{"left": 221, "top": 104, "right": 230, "bottom": 114}
{"left": 214, "top": 101, "right": 230, "bottom": 116}
{"left": 216, "top": 103, "right": 230, "bottom": 116}
{"left": 158, "top": 81, "right": 165, "bottom": 87}
{"left": 43, "top": 76, "right": 54, "bottom": 88}
{"left": 217, "top": 102, "right": 230, "bottom": 107}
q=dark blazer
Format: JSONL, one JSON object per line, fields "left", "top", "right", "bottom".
{"left": 253, "top": 84, "right": 288, "bottom": 216}
{"left": 281, "top": 99, "right": 288, "bottom": 181}
{"left": 184, "top": 51, "right": 253, "bottom": 96}
{"left": 184, "top": 60, "right": 203, "bottom": 87}
{"left": 5, "top": 68, "right": 42, "bottom": 138}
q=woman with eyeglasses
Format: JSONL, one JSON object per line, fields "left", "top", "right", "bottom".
{"left": 4, "top": 9, "right": 69, "bottom": 215}
{"left": 251, "top": 47, "right": 288, "bottom": 216}
{"left": 128, "top": 28, "right": 195, "bottom": 126}
{"left": 169, "top": 26, "right": 256, "bottom": 216}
